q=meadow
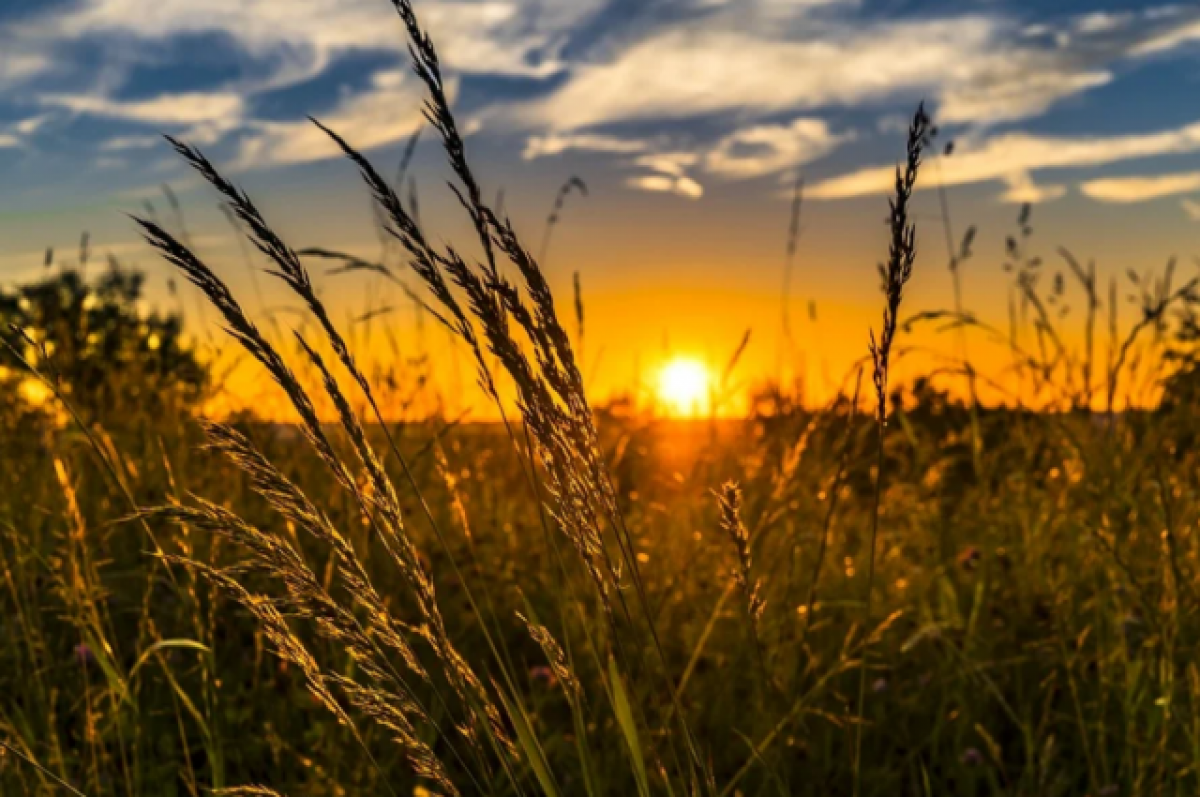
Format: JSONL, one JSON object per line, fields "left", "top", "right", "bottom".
{"left": 5, "top": 2, "right": 1200, "bottom": 796}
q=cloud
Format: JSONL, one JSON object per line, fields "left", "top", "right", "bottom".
{"left": 704, "top": 117, "right": 846, "bottom": 178}
{"left": 936, "top": 68, "right": 1110, "bottom": 126}
{"left": 513, "top": 19, "right": 1001, "bottom": 130}
{"left": 1129, "top": 18, "right": 1200, "bottom": 56}
{"left": 8, "top": 0, "right": 605, "bottom": 166}
{"left": 100, "top": 135, "right": 162, "bottom": 152}
{"left": 9, "top": 0, "right": 1200, "bottom": 197}
{"left": 43, "top": 0, "right": 601, "bottom": 80}
{"left": 507, "top": 8, "right": 1183, "bottom": 133}
{"left": 624, "top": 150, "right": 704, "bottom": 198}
{"left": 0, "top": 45, "right": 51, "bottom": 89}
{"left": 43, "top": 91, "right": 245, "bottom": 125}
{"left": 633, "top": 152, "right": 699, "bottom": 178}
{"left": 1074, "top": 12, "right": 1134, "bottom": 36}
{"left": 0, "top": 114, "right": 57, "bottom": 149}
{"left": 235, "top": 69, "right": 434, "bottom": 168}
{"left": 999, "top": 172, "right": 1067, "bottom": 204}
{"left": 496, "top": 2, "right": 1200, "bottom": 155}
{"left": 1182, "top": 198, "right": 1200, "bottom": 221}
{"left": 809, "top": 118, "right": 1200, "bottom": 200}
{"left": 523, "top": 132, "right": 650, "bottom": 160}
{"left": 13, "top": 115, "right": 51, "bottom": 136}
{"left": 626, "top": 174, "right": 704, "bottom": 199}
{"left": 1081, "top": 171, "right": 1200, "bottom": 203}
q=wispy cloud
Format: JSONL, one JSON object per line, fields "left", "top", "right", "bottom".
{"left": 42, "top": 91, "right": 245, "bottom": 125}
{"left": 42, "top": 0, "right": 601, "bottom": 79}
{"left": 626, "top": 174, "right": 704, "bottom": 199}
{"left": 523, "top": 132, "right": 651, "bottom": 160}
{"left": 507, "top": 4, "right": 1200, "bottom": 135}
{"left": 11, "top": 0, "right": 604, "bottom": 163}
{"left": 0, "top": 114, "right": 56, "bottom": 150}
{"left": 512, "top": 19, "right": 1009, "bottom": 131}
{"left": 235, "top": 69, "right": 435, "bottom": 168}
{"left": 1081, "top": 171, "right": 1200, "bottom": 203}
{"left": 99, "top": 135, "right": 162, "bottom": 152}
{"left": 1181, "top": 197, "right": 1200, "bottom": 221}
{"left": 0, "top": 41, "right": 51, "bottom": 89}
{"left": 633, "top": 152, "right": 699, "bottom": 178}
{"left": 6, "top": 0, "right": 1200, "bottom": 202}
{"left": 810, "top": 119, "right": 1200, "bottom": 201}
{"left": 999, "top": 172, "right": 1067, "bottom": 204}
{"left": 704, "top": 118, "right": 846, "bottom": 178}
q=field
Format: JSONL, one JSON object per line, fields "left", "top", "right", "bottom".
{"left": 5, "top": 2, "right": 1200, "bottom": 796}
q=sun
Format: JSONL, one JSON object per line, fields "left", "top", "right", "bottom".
{"left": 657, "top": 357, "right": 711, "bottom": 417}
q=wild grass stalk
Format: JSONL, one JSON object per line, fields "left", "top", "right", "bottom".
{"left": 853, "top": 102, "right": 934, "bottom": 797}
{"left": 539, "top": 176, "right": 588, "bottom": 269}
{"left": 715, "top": 481, "right": 767, "bottom": 680}
{"left": 779, "top": 176, "right": 803, "bottom": 386}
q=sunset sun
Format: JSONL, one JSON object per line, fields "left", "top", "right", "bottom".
{"left": 657, "top": 357, "right": 711, "bottom": 417}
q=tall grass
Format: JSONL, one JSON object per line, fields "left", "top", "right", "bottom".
{"left": 6, "top": 0, "right": 1200, "bottom": 795}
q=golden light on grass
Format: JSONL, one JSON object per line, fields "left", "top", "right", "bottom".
{"left": 657, "top": 357, "right": 711, "bottom": 417}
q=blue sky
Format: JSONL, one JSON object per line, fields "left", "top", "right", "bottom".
{"left": 2, "top": 0, "right": 1199, "bottom": 200}
{"left": 2, "top": 0, "right": 1200, "bottom": 404}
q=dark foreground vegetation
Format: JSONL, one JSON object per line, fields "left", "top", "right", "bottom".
{"left": 6, "top": 2, "right": 1200, "bottom": 796}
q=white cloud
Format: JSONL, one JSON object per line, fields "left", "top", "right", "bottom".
{"left": 0, "top": 134, "right": 19, "bottom": 149}
{"left": 14, "top": 115, "right": 51, "bottom": 136}
{"left": 633, "top": 152, "right": 699, "bottom": 178}
{"left": 523, "top": 132, "right": 650, "bottom": 160}
{"left": 100, "top": 135, "right": 162, "bottom": 152}
{"left": 810, "top": 118, "right": 1200, "bottom": 200}
{"left": 507, "top": 12, "right": 1146, "bottom": 132}
{"left": 625, "top": 152, "right": 704, "bottom": 198}
{"left": 514, "top": 20, "right": 1000, "bottom": 130}
{"left": 42, "top": 91, "right": 245, "bottom": 125}
{"left": 704, "top": 117, "right": 845, "bottom": 178}
{"left": 8, "top": 0, "right": 1200, "bottom": 197}
{"left": 626, "top": 174, "right": 704, "bottom": 199}
{"left": 0, "top": 47, "right": 51, "bottom": 88}
{"left": 42, "top": 0, "right": 599, "bottom": 80}
{"left": 1181, "top": 197, "right": 1200, "bottom": 221}
{"left": 8, "top": 0, "right": 607, "bottom": 164}
{"left": 999, "top": 172, "right": 1066, "bottom": 204}
{"left": 1081, "top": 170, "right": 1200, "bottom": 203}
{"left": 1074, "top": 12, "right": 1133, "bottom": 35}
{"left": 937, "top": 67, "right": 1110, "bottom": 125}
{"left": 235, "top": 69, "right": 436, "bottom": 168}
{"left": 1129, "top": 19, "right": 1200, "bottom": 56}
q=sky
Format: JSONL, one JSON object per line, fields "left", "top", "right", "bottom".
{"left": 3, "top": 0, "right": 1200, "bottom": 414}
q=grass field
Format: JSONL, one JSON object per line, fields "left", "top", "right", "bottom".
{"left": 4, "top": 1, "right": 1200, "bottom": 796}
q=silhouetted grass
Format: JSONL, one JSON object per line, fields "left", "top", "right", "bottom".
{"left": 7, "top": 1, "right": 1200, "bottom": 796}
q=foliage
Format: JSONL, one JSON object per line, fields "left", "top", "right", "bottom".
{"left": 5, "top": 1, "right": 1200, "bottom": 796}
{"left": 0, "top": 265, "right": 209, "bottom": 422}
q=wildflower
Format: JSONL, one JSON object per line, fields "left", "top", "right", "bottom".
{"left": 872, "top": 678, "right": 888, "bottom": 694}
{"left": 960, "top": 747, "right": 984, "bottom": 766}
{"left": 74, "top": 642, "right": 94, "bottom": 665}
{"left": 529, "top": 666, "right": 556, "bottom": 687}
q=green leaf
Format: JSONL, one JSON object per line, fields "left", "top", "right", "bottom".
{"left": 496, "top": 685, "right": 561, "bottom": 797}
{"left": 607, "top": 655, "right": 651, "bottom": 797}
{"left": 128, "top": 638, "right": 211, "bottom": 683}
